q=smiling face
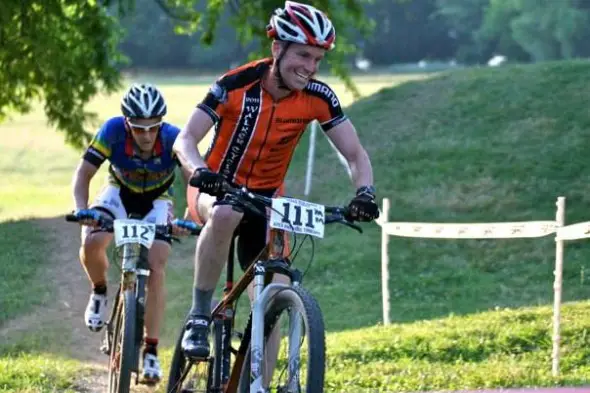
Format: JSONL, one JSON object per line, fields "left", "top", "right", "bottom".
{"left": 272, "top": 41, "right": 326, "bottom": 91}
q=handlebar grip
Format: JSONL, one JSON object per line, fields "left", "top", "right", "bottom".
{"left": 65, "top": 214, "right": 79, "bottom": 222}
{"left": 172, "top": 219, "right": 202, "bottom": 235}
{"left": 188, "top": 177, "right": 200, "bottom": 188}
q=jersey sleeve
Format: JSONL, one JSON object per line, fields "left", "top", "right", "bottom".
{"left": 82, "top": 120, "right": 114, "bottom": 167}
{"left": 166, "top": 124, "right": 182, "bottom": 167}
{"left": 197, "top": 78, "right": 229, "bottom": 124}
{"left": 306, "top": 80, "right": 348, "bottom": 132}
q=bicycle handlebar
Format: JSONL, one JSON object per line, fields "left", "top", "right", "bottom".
{"left": 65, "top": 213, "right": 202, "bottom": 236}
{"left": 218, "top": 182, "right": 363, "bottom": 234}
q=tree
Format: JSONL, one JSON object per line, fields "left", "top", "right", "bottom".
{"left": 0, "top": 0, "right": 124, "bottom": 148}
{"left": 509, "top": 0, "right": 589, "bottom": 62}
{"left": 434, "top": 0, "right": 490, "bottom": 63}
{"left": 435, "top": 0, "right": 590, "bottom": 64}
{"left": 1, "top": 0, "right": 372, "bottom": 149}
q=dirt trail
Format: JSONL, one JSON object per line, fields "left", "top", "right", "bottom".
{"left": 0, "top": 217, "right": 169, "bottom": 392}
{"left": 0, "top": 217, "right": 108, "bottom": 392}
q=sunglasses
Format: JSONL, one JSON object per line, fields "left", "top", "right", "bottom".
{"left": 127, "top": 120, "right": 162, "bottom": 132}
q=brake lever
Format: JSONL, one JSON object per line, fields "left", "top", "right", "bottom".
{"left": 341, "top": 219, "right": 363, "bottom": 233}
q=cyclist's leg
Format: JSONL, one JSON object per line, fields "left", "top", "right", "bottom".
{"left": 141, "top": 196, "right": 173, "bottom": 382}
{"left": 80, "top": 185, "right": 126, "bottom": 331}
{"left": 182, "top": 185, "right": 244, "bottom": 358}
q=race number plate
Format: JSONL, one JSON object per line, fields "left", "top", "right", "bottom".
{"left": 270, "top": 197, "right": 325, "bottom": 238}
{"left": 114, "top": 219, "right": 157, "bottom": 248}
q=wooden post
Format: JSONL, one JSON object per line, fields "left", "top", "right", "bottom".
{"left": 381, "top": 198, "right": 391, "bottom": 325}
{"left": 552, "top": 196, "right": 566, "bottom": 377}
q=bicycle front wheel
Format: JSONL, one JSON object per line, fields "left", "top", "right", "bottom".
{"left": 108, "top": 288, "right": 136, "bottom": 393}
{"left": 238, "top": 285, "right": 326, "bottom": 393}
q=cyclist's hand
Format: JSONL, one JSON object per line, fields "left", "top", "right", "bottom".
{"left": 74, "top": 208, "right": 102, "bottom": 228}
{"left": 171, "top": 219, "right": 199, "bottom": 237}
{"left": 189, "top": 168, "right": 224, "bottom": 196}
{"left": 347, "top": 186, "right": 380, "bottom": 222}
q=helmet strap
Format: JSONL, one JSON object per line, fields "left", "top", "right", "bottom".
{"left": 273, "top": 42, "right": 292, "bottom": 91}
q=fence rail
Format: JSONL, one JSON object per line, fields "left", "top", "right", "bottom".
{"left": 377, "top": 197, "right": 570, "bottom": 376}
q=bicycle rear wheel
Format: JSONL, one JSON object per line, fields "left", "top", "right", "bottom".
{"left": 238, "top": 285, "right": 325, "bottom": 393}
{"left": 108, "top": 289, "right": 136, "bottom": 393}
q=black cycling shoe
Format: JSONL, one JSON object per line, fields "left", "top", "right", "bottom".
{"left": 181, "top": 316, "right": 210, "bottom": 358}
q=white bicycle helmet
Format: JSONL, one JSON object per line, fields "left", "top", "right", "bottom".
{"left": 120, "top": 83, "right": 167, "bottom": 119}
{"left": 266, "top": 1, "right": 336, "bottom": 50}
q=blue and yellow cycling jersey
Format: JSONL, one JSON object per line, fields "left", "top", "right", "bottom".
{"left": 83, "top": 116, "right": 181, "bottom": 194}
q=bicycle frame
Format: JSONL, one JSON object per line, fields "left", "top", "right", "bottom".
{"left": 210, "top": 227, "right": 303, "bottom": 393}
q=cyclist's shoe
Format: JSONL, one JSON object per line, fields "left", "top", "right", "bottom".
{"left": 142, "top": 352, "right": 162, "bottom": 385}
{"left": 84, "top": 293, "right": 108, "bottom": 332}
{"left": 181, "top": 317, "right": 210, "bottom": 358}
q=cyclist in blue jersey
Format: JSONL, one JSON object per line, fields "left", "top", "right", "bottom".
{"left": 71, "top": 83, "right": 190, "bottom": 383}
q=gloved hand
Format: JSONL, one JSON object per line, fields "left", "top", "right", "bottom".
{"left": 347, "top": 186, "right": 380, "bottom": 222}
{"left": 189, "top": 168, "right": 225, "bottom": 196}
{"left": 74, "top": 208, "right": 102, "bottom": 227}
{"left": 171, "top": 218, "right": 200, "bottom": 236}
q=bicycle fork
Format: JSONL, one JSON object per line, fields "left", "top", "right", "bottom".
{"left": 250, "top": 263, "right": 303, "bottom": 393}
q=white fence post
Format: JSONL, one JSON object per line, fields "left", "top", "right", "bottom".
{"left": 381, "top": 198, "right": 391, "bottom": 325}
{"left": 375, "top": 197, "right": 570, "bottom": 374}
{"left": 552, "top": 196, "right": 566, "bottom": 377}
{"left": 304, "top": 122, "right": 317, "bottom": 197}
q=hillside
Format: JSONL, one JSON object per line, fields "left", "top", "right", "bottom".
{"left": 3, "top": 61, "right": 590, "bottom": 392}
{"left": 285, "top": 60, "right": 590, "bottom": 329}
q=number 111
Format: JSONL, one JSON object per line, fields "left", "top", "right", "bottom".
{"left": 282, "top": 203, "right": 315, "bottom": 228}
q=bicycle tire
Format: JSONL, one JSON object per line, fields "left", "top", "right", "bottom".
{"left": 237, "top": 285, "right": 325, "bottom": 393}
{"left": 108, "top": 289, "right": 136, "bottom": 393}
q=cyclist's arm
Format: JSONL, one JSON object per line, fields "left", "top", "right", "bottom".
{"left": 173, "top": 107, "right": 214, "bottom": 174}
{"left": 325, "top": 119, "right": 374, "bottom": 189}
{"left": 73, "top": 120, "right": 113, "bottom": 210}
{"left": 72, "top": 160, "right": 99, "bottom": 210}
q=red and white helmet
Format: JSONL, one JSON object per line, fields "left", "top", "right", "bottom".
{"left": 266, "top": 1, "right": 336, "bottom": 50}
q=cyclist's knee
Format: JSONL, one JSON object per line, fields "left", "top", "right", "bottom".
{"left": 81, "top": 231, "right": 111, "bottom": 253}
{"left": 207, "top": 205, "right": 243, "bottom": 237}
{"left": 149, "top": 240, "right": 170, "bottom": 274}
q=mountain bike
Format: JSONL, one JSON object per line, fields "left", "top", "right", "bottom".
{"left": 66, "top": 211, "right": 201, "bottom": 393}
{"left": 166, "top": 183, "right": 363, "bottom": 393}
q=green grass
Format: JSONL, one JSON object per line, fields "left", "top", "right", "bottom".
{"left": 323, "top": 302, "right": 590, "bottom": 392}
{"left": 0, "top": 221, "right": 49, "bottom": 324}
{"left": 4, "top": 62, "right": 590, "bottom": 391}
{"left": 0, "top": 353, "right": 91, "bottom": 393}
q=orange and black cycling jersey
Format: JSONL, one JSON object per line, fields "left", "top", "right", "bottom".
{"left": 198, "top": 58, "right": 347, "bottom": 191}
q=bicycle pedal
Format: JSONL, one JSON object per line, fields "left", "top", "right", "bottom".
{"left": 100, "top": 344, "right": 110, "bottom": 355}
{"left": 186, "top": 354, "right": 210, "bottom": 362}
{"left": 139, "top": 377, "right": 159, "bottom": 386}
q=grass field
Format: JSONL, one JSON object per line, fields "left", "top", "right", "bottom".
{"left": 3, "top": 61, "right": 590, "bottom": 392}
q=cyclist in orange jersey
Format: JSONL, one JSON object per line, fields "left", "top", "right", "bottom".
{"left": 173, "top": 2, "right": 380, "bottom": 382}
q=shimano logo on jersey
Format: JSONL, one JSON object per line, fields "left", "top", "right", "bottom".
{"left": 307, "top": 82, "right": 340, "bottom": 108}
{"left": 209, "top": 82, "right": 228, "bottom": 103}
